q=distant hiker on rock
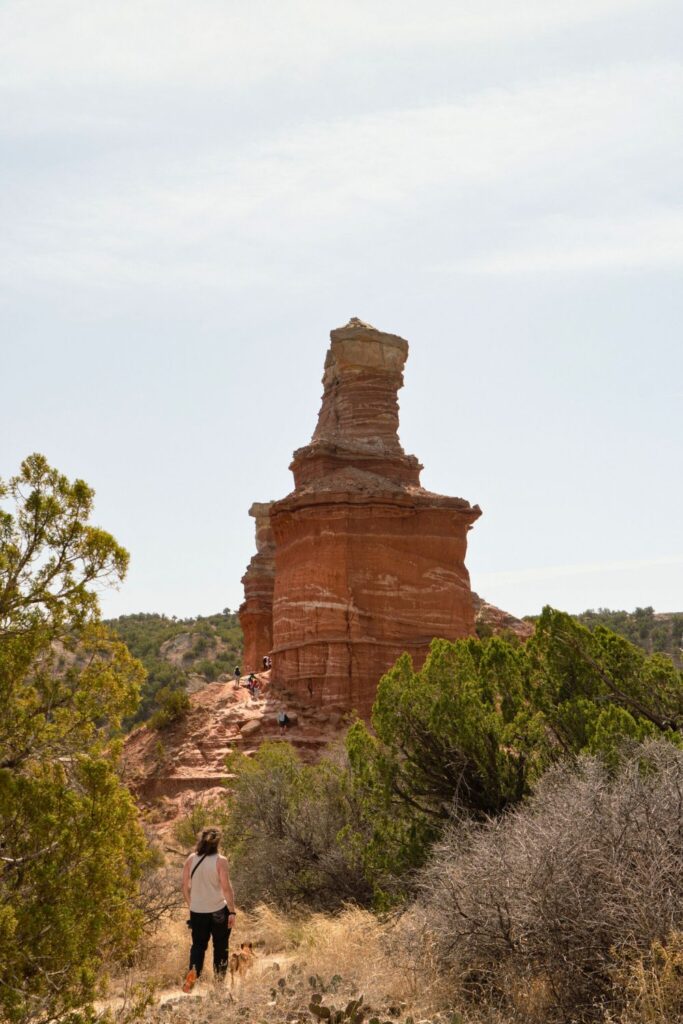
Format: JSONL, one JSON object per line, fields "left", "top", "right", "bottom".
{"left": 247, "top": 672, "right": 256, "bottom": 695}
{"left": 181, "top": 827, "right": 236, "bottom": 993}
{"left": 277, "top": 709, "right": 289, "bottom": 736}
{"left": 234, "top": 666, "right": 241, "bottom": 685}
{"left": 262, "top": 655, "right": 269, "bottom": 671}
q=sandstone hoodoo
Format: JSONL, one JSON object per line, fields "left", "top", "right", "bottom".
{"left": 240, "top": 318, "right": 482, "bottom": 716}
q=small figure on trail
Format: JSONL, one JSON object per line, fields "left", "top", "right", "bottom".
{"left": 234, "top": 666, "right": 241, "bottom": 685}
{"left": 247, "top": 672, "right": 256, "bottom": 695}
{"left": 277, "top": 710, "right": 290, "bottom": 736}
{"left": 262, "top": 655, "right": 269, "bottom": 671}
{"left": 181, "top": 827, "right": 236, "bottom": 993}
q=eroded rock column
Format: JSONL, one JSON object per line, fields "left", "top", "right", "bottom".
{"left": 240, "top": 317, "right": 481, "bottom": 716}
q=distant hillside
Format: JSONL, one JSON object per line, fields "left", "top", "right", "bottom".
{"left": 573, "top": 607, "right": 682, "bottom": 667}
{"left": 106, "top": 610, "right": 243, "bottom": 725}
{"left": 108, "top": 604, "right": 682, "bottom": 727}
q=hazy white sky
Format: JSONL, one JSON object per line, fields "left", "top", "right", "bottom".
{"left": 1, "top": 0, "right": 681, "bottom": 619}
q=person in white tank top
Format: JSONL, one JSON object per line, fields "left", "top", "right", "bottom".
{"left": 181, "top": 827, "right": 236, "bottom": 992}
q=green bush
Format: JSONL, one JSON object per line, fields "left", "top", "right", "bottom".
{"left": 195, "top": 658, "right": 220, "bottom": 681}
{"left": 173, "top": 798, "right": 227, "bottom": 850}
{"left": 574, "top": 606, "right": 682, "bottom": 667}
{"left": 0, "top": 454, "right": 149, "bottom": 1023}
{"left": 223, "top": 743, "right": 373, "bottom": 910}
{"left": 347, "top": 607, "right": 683, "bottom": 897}
{"left": 148, "top": 686, "right": 191, "bottom": 729}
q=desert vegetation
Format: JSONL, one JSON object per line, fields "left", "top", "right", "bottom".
{"left": 158, "top": 742, "right": 683, "bottom": 1024}
{"left": 0, "top": 455, "right": 150, "bottom": 1023}
{"left": 575, "top": 606, "right": 683, "bottom": 667}
{"left": 106, "top": 611, "right": 243, "bottom": 726}
{"left": 416, "top": 741, "right": 683, "bottom": 1020}
{"left": 3, "top": 454, "right": 683, "bottom": 1024}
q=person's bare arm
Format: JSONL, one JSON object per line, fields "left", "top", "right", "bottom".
{"left": 182, "top": 856, "right": 192, "bottom": 908}
{"left": 218, "top": 855, "right": 236, "bottom": 925}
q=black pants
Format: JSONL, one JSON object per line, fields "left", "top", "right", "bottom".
{"left": 189, "top": 907, "right": 230, "bottom": 977}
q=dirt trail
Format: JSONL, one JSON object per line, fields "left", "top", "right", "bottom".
{"left": 97, "top": 952, "right": 293, "bottom": 1016}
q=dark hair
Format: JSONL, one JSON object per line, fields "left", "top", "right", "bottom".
{"left": 196, "top": 826, "right": 221, "bottom": 856}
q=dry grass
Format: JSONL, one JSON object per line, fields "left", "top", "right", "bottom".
{"left": 107, "top": 891, "right": 683, "bottom": 1024}
{"left": 103, "top": 902, "right": 451, "bottom": 1023}
{"left": 104, "top": 860, "right": 683, "bottom": 1024}
{"left": 607, "top": 932, "right": 683, "bottom": 1024}
{"left": 247, "top": 904, "right": 418, "bottom": 1008}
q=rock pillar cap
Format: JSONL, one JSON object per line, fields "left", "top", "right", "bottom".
{"left": 248, "top": 501, "right": 274, "bottom": 518}
{"left": 325, "top": 317, "right": 408, "bottom": 379}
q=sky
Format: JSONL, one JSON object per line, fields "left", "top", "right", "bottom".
{"left": 1, "top": 0, "right": 681, "bottom": 620}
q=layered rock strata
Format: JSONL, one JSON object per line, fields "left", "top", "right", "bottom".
{"left": 240, "top": 318, "right": 481, "bottom": 716}
{"left": 239, "top": 502, "right": 275, "bottom": 672}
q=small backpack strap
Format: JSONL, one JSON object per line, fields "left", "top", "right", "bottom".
{"left": 190, "top": 854, "right": 208, "bottom": 879}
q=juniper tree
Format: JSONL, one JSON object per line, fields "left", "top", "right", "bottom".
{"left": 0, "top": 454, "right": 148, "bottom": 1024}
{"left": 347, "top": 608, "right": 683, "bottom": 900}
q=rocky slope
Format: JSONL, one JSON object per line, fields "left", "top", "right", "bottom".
{"left": 472, "top": 593, "right": 534, "bottom": 639}
{"left": 122, "top": 670, "right": 351, "bottom": 844}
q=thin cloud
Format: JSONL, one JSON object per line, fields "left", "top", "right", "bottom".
{"left": 0, "top": 0, "right": 659, "bottom": 90}
{"left": 2, "top": 62, "right": 681, "bottom": 291}
{"left": 434, "top": 210, "right": 683, "bottom": 275}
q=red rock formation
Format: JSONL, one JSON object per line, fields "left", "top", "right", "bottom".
{"left": 239, "top": 502, "right": 275, "bottom": 672}
{"left": 472, "top": 593, "right": 534, "bottom": 640}
{"left": 241, "top": 318, "right": 481, "bottom": 717}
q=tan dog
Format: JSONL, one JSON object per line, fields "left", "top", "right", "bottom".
{"left": 229, "top": 942, "right": 255, "bottom": 986}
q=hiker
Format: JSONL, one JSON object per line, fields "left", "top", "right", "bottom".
{"left": 262, "top": 655, "right": 269, "bottom": 671}
{"left": 277, "top": 709, "right": 289, "bottom": 736}
{"left": 181, "top": 827, "right": 236, "bottom": 992}
{"left": 247, "top": 672, "right": 256, "bottom": 695}
{"left": 234, "top": 665, "right": 241, "bottom": 685}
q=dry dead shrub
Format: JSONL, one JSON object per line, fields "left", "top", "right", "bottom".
{"left": 106, "top": 912, "right": 190, "bottom": 995}
{"left": 417, "top": 741, "right": 683, "bottom": 1023}
{"left": 135, "top": 861, "right": 184, "bottom": 929}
